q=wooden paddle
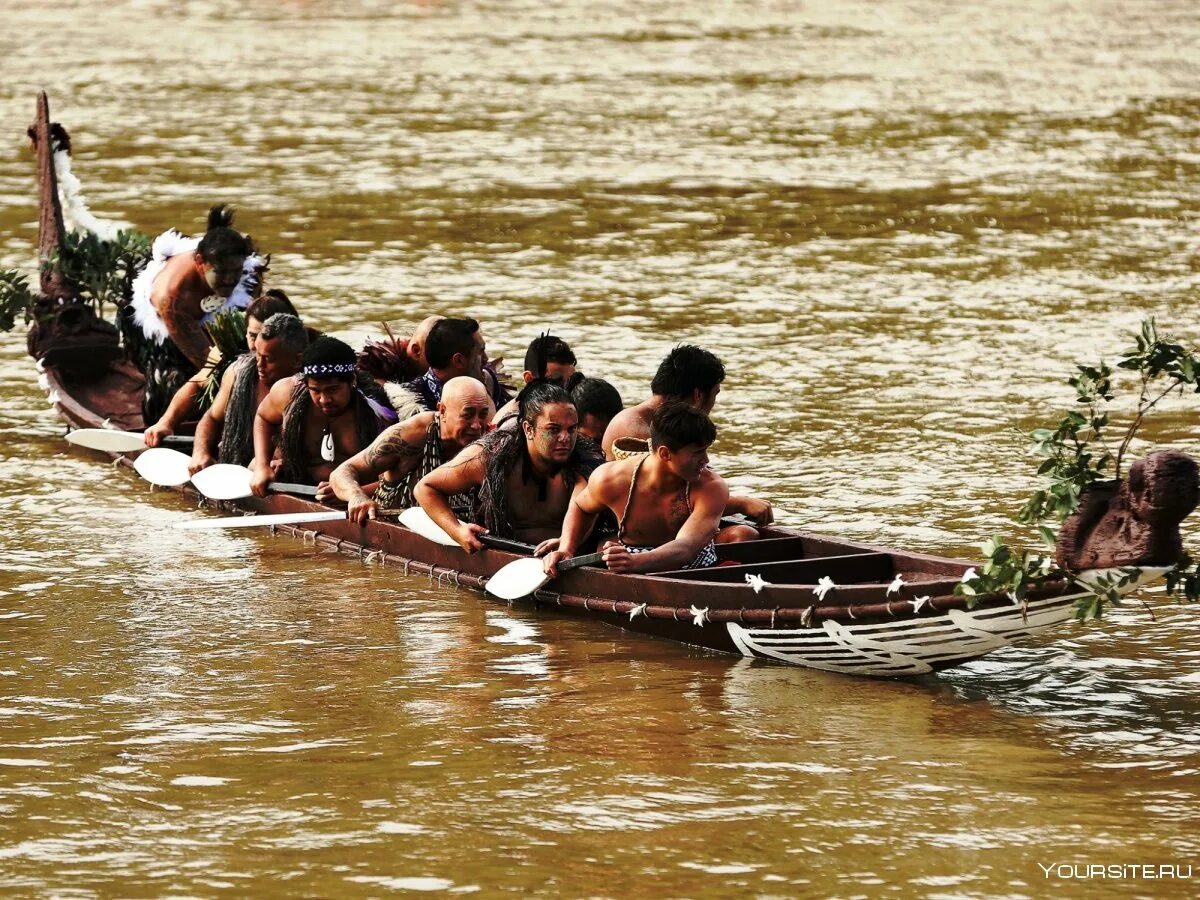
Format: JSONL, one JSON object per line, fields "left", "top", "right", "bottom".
{"left": 176, "top": 511, "right": 347, "bottom": 530}
{"left": 397, "top": 507, "right": 535, "bottom": 554}
{"left": 67, "top": 428, "right": 193, "bottom": 453}
{"left": 485, "top": 550, "right": 605, "bottom": 600}
{"left": 132, "top": 448, "right": 192, "bottom": 487}
{"left": 189, "top": 464, "right": 318, "bottom": 501}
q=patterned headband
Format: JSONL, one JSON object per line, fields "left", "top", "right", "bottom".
{"left": 303, "top": 362, "right": 356, "bottom": 376}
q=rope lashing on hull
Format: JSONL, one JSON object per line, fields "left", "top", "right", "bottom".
{"left": 255, "top": 520, "right": 1071, "bottom": 628}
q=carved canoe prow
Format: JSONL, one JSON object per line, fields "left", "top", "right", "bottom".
{"left": 26, "top": 91, "right": 76, "bottom": 302}
{"left": 1056, "top": 449, "right": 1200, "bottom": 571}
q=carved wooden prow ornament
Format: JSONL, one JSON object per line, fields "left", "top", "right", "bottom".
{"left": 27, "top": 91, "right": 76, "bottom": 301}
{"left": 1056, "top": 450, "right": 1200, "bottom": 571}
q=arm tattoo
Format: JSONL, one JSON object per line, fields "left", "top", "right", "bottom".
{"left": 364, "top": 433, "right": 424, "bottom": 472}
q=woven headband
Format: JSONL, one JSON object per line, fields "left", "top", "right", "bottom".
{"left": 303, "top": 362, "right": 356, "bottom": 376}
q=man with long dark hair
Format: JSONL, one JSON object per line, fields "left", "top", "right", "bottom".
{"left": 250, "top": 336, "right": 396, "bottom": 496}
{"left": 414, "top": 381, "right": 602, "bottom": 549}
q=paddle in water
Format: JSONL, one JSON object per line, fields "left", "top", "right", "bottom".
{"left": 67, "top": 428, "right": 193, "bottom": 453}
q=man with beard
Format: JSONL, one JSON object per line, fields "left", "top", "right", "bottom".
{"left": 541, "top": 402, "right": 727, "bottom": 576}
{"left": 330, "top": 376, "right": 492, "bottom": 525}
{"left": 250, "top": 336, "right": 396, "bottom": 497}
{"left": 122, "top": 205, "right": 265, "bottom": 421}
{"left": 189, "top": 313, "right": 308, "bottom": 473}
{"left": 414, "top": 381, "right": 602, "bottom": 549}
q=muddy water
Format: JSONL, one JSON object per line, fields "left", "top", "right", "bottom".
{"left": 2, "top": 0, "right": 1200, "bottom": 895}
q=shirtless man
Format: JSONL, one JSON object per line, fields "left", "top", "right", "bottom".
{"left": 494, "top": 333, "right": 577, "bottom": 423}
{"left": 144, "top": 289, "right": 298, "bottom": 447}
{"left": 250, "top": 336, "right": 396, "bottom": 496}
{"left": 123, "top": 205, "right": 263, "bottom": 421}
{"left": 542, "top": 402, "right": 727, "bottom": 576}
{"left": 331, "top": 376, "right": 491, "bottom": 525}
{"left": 601, "top": 344, "right": 771, "bottom": 534}
{"left": 189, "top": 313, "right": 307, "bottom": 473}
{"left": 414, "top": 382, "right": 600, "bottom": 549}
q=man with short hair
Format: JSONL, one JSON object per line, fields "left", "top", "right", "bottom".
{"left": 148, "top": 290, "right": 300, "bottom": 448}
{"left": 250, "top": 336, "right": 396, "bottom": 496}
{"left": 601, "top": 344, "right": 771, "bottom": 532}
{"left": 600, "top": 344, "right": 723, "bottom": 458}
{"left": 189, "top": 313, "right": 308, "bottom": 474}
{"left": 494, "top": 333, "right": 578, "bottom": 423}
{"left": 391, "top": 316, "right": 508, "bottom": 419}
{"left": 569, "top": 376, "right": 623, "bottom": 443}
{"left": 415, "top": 382, "right": 598, "bottom": 549}
{"left": 331, "top": 376, "right": 491, "bottom": 525}
{"left": 542, "top": 402, "right": 729, "bottom": 575}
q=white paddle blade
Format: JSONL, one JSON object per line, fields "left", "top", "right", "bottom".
{"left": 133, "top": 447, "right": 192, "bottom": 486}
{"left": 176, "top": 511, "right": 346, "bottom": 531}
{"left": 485, "top": 557, "right": 550, "bottom": 600}
{"left": 397, "top": 507, "right": 461, "bottom": 547}
{"left": 67, "top": 428, "right": 146, "bottom": 453}
{"left": 190, "top": 464, "right": 254, "bottom": 500}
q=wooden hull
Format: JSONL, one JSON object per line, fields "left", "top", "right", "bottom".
{"left": 38, "top": 358, "right": 1135, "bottom": 678}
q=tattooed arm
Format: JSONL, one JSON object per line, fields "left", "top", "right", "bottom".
{"left": 331, "top": 412, "right": 431, "bottom": 525}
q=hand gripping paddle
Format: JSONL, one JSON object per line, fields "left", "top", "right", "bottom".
{"left": 189, "top": 464, "right": 318, "bottom": 501}
{"left": 485, "top": 551, "right": 605, "bottom": 600}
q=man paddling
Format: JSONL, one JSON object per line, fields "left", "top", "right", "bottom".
{"left": 542, "top": 402, "right": 728, "bottom": 576}
{"left": 330, "top": 376, "right": 491, "bottom": 525}
{"left": 602, "top": 343, "right": 771, "bottom": 535}
{"left": 250, "top": 336, "right": 396, "bottom": 496}
{"left": 189, "top": 313, "right": 308, "bottom": 473}
{"left": 121, "top": 205, "right": 265, "bottom": 422}
{"left": 145, "top": 289, "right": 299, "bottom": 448}
{"left": 414, "top": 381, "right": 601, "bottom": 549}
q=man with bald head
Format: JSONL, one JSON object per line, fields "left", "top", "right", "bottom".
{"left": 406, "top": 314, "right": 443, "bottom": 374}
{"left": 331, "top": 375, "right": 492, "bottom": 525}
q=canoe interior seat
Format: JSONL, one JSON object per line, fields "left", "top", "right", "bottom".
{"left": 655, "top": 551, "right": 894, "bottom": 585}
{"left": 715, "top": 536, "right": 808, "bottom": 564}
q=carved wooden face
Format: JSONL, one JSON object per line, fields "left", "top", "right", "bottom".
{"left": 1130, "top": 451, "right": 1200, "bottom": 526}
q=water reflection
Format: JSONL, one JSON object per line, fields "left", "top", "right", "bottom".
{"left": 3, "top": 0, "right": 1200, "bottom": 892}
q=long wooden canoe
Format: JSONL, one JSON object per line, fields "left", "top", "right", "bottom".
{"left": 25, "top": 93, "right": 1161, "bottom": 678}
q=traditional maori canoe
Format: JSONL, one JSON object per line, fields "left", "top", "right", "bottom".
{"left": 24, "top": 94, "right": 1167, "bottom": 678}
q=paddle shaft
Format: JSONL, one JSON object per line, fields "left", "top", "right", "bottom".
{"left": 161, "top": 435, "right": 194, "bottom": 447}
{"left": 270, "top": 483, "right": 318, "bottom": 497}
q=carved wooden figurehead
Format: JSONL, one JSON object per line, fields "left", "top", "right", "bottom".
{"left": 1056, "top": 450, "right": 1200, "bottom": 571}
{"left": 27, "top": 92, "right": 77, "bottom": 302}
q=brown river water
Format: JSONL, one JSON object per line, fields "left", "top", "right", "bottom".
{"left": 2, "top": 0, "right": 1200, "bottom": 896}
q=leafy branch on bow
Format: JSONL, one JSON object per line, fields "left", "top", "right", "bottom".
{"left": 955, "top": 318, "right": 1200, "bottom": 620}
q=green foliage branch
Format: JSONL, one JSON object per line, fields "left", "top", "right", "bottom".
{"left": 954, "top": 318, "right": 1200, "bottom": 620}
{"left": 0, "top": 228, "right": 149, "bottom": 333}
